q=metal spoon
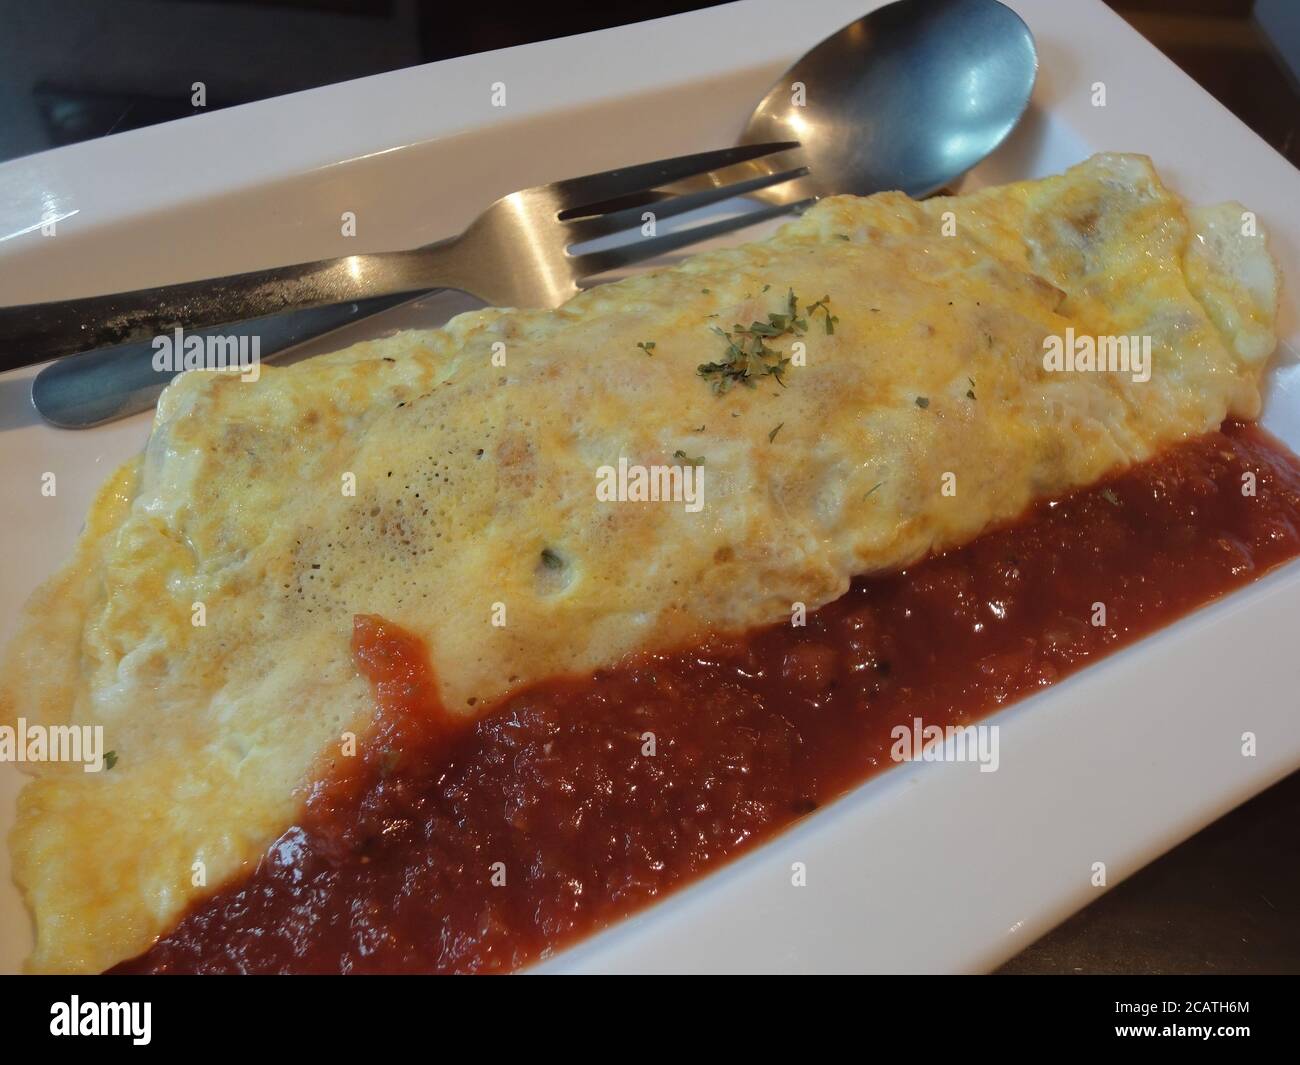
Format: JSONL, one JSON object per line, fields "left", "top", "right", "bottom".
{"left": 32, "top": 0, "right": 1036, "bottom": 428}
{"left": 744, "top": 0, "right": 1036, "bottom": 202}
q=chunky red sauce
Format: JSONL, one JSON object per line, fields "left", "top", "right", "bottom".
{"left": 114, "top": 423, "right": 1300, "bottom": 974}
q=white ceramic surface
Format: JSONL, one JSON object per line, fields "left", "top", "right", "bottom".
{"left": 1, "top": 0, "right": 1298, "bottom": 974}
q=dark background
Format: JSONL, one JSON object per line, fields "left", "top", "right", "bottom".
{"left": 1, "top": 0, "right": 1297, "bottom": 973}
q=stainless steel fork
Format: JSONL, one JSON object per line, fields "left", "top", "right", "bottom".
{"left": 0, "top": 142, "right": 810, "bottom": 373}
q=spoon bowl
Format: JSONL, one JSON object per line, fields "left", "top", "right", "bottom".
{"left": 742, "top": 0, "right": 1037, "bottom": 201}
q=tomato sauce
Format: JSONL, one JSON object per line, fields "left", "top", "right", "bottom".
{"left": 114, "top": 423, "right": 1300, "bottom": 974}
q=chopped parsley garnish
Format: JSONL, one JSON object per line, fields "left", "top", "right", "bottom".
{"left": 637, "top": 341, "right": 656, "bottom": 355}
{"left": 915, "top": 396, "right": 930, "bottom": 409}
{"left": 864, "top": 482, "right": 884, "bottom": 500}
{"left": 104, "top": 750, "right": 118, "bottom": 771}
{"left": 1101, "top": 488, "right": 1120, "bottom": 507}
{"left": 673, "top": 450, "right": 705, "bottom": 466}
{"left": 768, "top": 422, "right": 784, "bottom": 443}
{"left": 805, "top": 295, "right": 838, "bottom": 335}
{"left": 697, "top": 288, "right": 808, "bottom": 394}
{"left": 967, "top": 376, "right": 977, "bottom": 401}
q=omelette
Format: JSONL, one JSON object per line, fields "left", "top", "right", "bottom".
{"left": 1, "top": 154, "right": 1279, "bottom": 973}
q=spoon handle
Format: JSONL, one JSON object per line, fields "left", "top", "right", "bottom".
{"left": 30, "top": 293, "right": 422, "bottom": 428}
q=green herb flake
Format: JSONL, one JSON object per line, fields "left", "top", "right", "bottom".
{"left": 636, "top": 341, "right": 656, "bottom": 355}
{"left": 1101, "top": 488, "right": 1121, "bottom": 507}
{"left": 104, "top": 750, "right": 118, "bottom": 771}
{"left": 864, "top": 482, "right": 885, "bottom": 501}
{"left": 915, "top": 396, "right": 930, "bottom": 409}
{"left": 805, "top": 295, "right": 838, "bottom": 335}
{"left": 673, "top": 449, "right": 705, "bottom": 466}
{"left": 768, "top": 422, "right": 784, "bottom": 443}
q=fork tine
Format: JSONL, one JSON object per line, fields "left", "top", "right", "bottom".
{"left": 563, "top": 165, "right": 810, "bottom": 244}
{"left": 571, "top": 198, "right": 817, "bottom": 280}
{"left": 548, "top": 142, "right": 801, "bottom": 215}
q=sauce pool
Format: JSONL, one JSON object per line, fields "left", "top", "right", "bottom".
{"left": 114, "top": 423, "right": 1300, "bottom": 974}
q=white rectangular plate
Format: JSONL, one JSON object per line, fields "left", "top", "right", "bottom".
{"left": 2, "top": 0, "right": 1299, "bottom": 974}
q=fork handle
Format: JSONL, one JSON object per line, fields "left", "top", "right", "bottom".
{"left": 0, "top": 240, "right": 458, "bottom": 373}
